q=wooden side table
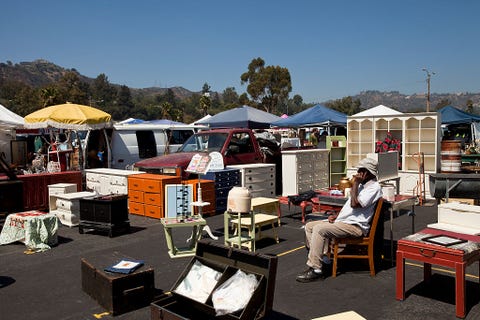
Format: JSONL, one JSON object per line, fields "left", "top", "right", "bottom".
{"left": 160, "top": 216, "right": 206, "bottom": 258}
{"left": 396, "top": 229, "right": 480, "bottom": 318}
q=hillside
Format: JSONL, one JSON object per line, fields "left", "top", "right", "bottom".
{"left": 1, "top": 59, "right": 479, "bottom": 111}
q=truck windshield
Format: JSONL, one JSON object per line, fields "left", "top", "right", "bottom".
{"left": 178, "top": 133, "right": 228, "bottom": 152}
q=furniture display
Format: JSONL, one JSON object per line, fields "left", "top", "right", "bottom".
{"left": 202, "top": 168, "right": 240, "bottom": 214}
{"left": 281, "top": 149, "right": 330, "bottom": 196}
{"left": 81, "top": 251, "right": 155, "bottom": 315}
{"left": 0, "top": 210, "right": 58, "bottom": 251}
{"left": 8, "top": 171, "right": 82, "bottom": 211}
{"left": 85, "top": 168, "right": 145, "bottom": 195}
{"left": 160, "top": 216, "right": 206, "bottom": 258}
{"left": 326, "top": 135, "right": 347, "bottom": 187}
{"left": 396, "top": 229, "right": 480, "bottom": 318}
{"left": 50, "top": 191, "right": 96, "bottom": 227}
{"left": 79, "top": 194, "right": 130, "bottom": 237}
{"left": 150, "top": 241, "right": 278, "bottom": 320}
{"left": 227, "top": 163, "right": 276, "bottom": 198}
{"left": 127, "top": 173, "right": 181, "bottom": 219}
{"left": 331, "top": 198, "right": 384, "bottom": 277}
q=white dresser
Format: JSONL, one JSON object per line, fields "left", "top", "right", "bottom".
{"left": 281, "top": 149, "right": 330, "bottom": 196}
{"left": 50, "top": 191, "right": 96, "bottom": 227}
{"left": 227, "top": 163, "right": 276, "bottom": 198}
{"left": 85, "top": 168, "right": 145, "bottom": 195}
{"left": 48, "top": 183, "right": 78, "bottom": 212}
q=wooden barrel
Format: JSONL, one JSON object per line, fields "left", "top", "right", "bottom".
{"left": 440, "top": 140, "right": 462, "bottom": 173}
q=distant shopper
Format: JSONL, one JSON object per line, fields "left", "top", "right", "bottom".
{"left": 296, "top": 157, "right": 383, "bottom": 282}
{"left": 309, "top": 128, "right": 319, "bottom": 146}
{"left": 318, "top": 131, "right": 328, "bottom": 149}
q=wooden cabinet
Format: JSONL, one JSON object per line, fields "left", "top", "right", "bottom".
{"left": 227, "top": 163, "right": 276, "bottom": 198}
{"left": 17, "top": 171, "right": 82, "bottom": 210}
{"left": 127, "top": 173, "right": 181, "bottom": 219}
{"left": 48, "top": 183, "right": 78, "bottom": 211}
{"left": 184, "top": 179, "right": 216, "bottom": 216}
{"left": 281, "top": 149, "right": 330, "bottom": 196}
{"left": 347, "top": 113, "right": 440, "bottom": 173}
{"left": 326, "top": 136, "right": 347, "bottom": 187}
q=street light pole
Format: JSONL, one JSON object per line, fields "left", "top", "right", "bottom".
{"left": 422, "top": 68, "right": 435, "bottom": 112}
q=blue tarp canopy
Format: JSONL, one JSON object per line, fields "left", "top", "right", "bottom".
{"left": 438, "top": 105, "right": 480, "bottom": 125}
{"left": 271, "top": 104, "right": 347, "bottom": 128}
{"left": 195, "top": 105, "right": 281, "bottom": 129}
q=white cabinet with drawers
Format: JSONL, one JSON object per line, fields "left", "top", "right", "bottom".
{"left": 227, "top": 163, "right": 276, "bottom": 198}
{"left": 50, "top": 191, "right": 96, "bottom": 227}
{"left": 281, "top": 149, "right": 330, "bottom": 196}
{"left": 85, "top": 168, "right": 145, "bottom": 195}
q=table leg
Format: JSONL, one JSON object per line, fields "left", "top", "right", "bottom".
{"left": 390, "top": 207, "right": 394, "bottom": 266}
{"left": 396, "top": 250, "right": 405, "bottom": 300}
{"left": 424, "top": 263, "right": 432, "bottom": 283}
{"left": 455, "top": 262, "right": 466, "bottom": 318}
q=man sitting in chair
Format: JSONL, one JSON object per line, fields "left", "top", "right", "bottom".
{"left": 296, "top": 157, "right": 383, "bottom": 283}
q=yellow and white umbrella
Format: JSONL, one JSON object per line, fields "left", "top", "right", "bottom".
{"left": 24, "top": 103, "right": 112, "bottom": 130}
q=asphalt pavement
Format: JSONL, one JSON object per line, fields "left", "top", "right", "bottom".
{"left": 1, "top": 200, "right": 480, "bottom": 320}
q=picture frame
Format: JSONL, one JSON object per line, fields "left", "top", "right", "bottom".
{"left": 422, "top": 235, "right": 467, "bottom": 246}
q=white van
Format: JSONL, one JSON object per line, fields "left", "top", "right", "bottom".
{"left": 109, "top": 123, "right": 197, "bottom": 169}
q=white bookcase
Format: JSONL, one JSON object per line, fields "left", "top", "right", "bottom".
{"left": 347, "top": 112, "right": 440, "bottom": 173}
{"left": 347, "top": 112, "right": 441, "bottom": 196}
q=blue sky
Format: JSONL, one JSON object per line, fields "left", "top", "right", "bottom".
{"left": 1, "top": 0, "right": 479, "bottom": 103}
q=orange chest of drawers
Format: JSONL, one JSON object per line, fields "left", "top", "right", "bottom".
{"left": 184, "top": 179, "right": 216, "bottom": 217}
{"left": 128, "top": 174, "right": 181, "bottom": 219}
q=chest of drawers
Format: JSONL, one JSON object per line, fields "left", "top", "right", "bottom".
{"left": 281, "top": 149, "right": 329, "bottom": 196}
{"left": 127, "top": 174, "right": 181, "bottom": 219}
{"left": 227, "top": 163, "right": 276, "bottom": 198}
{"left": 85, "top": 168, "right": 145, "bottom": 195}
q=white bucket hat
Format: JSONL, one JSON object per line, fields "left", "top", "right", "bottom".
{"left": 356, "top": 157, "right": 378, "bottom": 178}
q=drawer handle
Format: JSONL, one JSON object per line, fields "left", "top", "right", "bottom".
{"left": 123, "top": 285, "right": 145, "bottom": 296}
{"left": 420, "top": 248, "right": 436, "bottom": 258}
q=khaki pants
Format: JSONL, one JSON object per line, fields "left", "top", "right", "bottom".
{"left": 305, "top": 220, "right": 363, "bottom": 270}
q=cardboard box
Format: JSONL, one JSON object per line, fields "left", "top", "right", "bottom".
{"left": 81, "top": 251, "right": 155, "bottom": 315}
{"left": 151, "top": 240, "right": 277, "bottom": 320}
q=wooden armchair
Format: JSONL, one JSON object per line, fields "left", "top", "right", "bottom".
{"left": 331, "top": 198, "right": 384, "bottom": 277}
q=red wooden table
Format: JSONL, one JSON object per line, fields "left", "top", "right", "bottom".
{"left": 396, "top": 228, "right": 480, "bottom": 318}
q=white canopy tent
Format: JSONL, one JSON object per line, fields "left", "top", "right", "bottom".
{"left": 0, "top": 104, "right": 24, "bottom": 167}
{"left": 352, "top": 105, "right": 403, "bottom": 117}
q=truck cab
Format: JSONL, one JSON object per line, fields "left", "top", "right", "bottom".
{"left": 134, "top": 128, "right": 266, "bottom": 178}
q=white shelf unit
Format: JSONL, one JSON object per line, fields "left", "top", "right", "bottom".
{"left": 347, "top": 112, "right": 440, "bottom": 173}
{"left": 281, "top": 149, "right": 329, "bottom": 196}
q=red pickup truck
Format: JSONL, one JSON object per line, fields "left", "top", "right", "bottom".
{"left": 133, "top": 128, "right": 280, "bottom": 179}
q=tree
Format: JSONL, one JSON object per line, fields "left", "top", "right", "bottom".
{"left": 40, "top": 86, "right": 59, "bottom": 107}
{"left": 325, "top": 96, "right": 361, "bottom": 116}
{"left": 222, "top": 87, "right": 239, "bottom": 109}
{"left": 434, "top": 99, "right": 451, "bottom": 111}
{"left": 57, "top": 71, "right": 89, "bottom": 104}
{"left": 91, "top": 73, "right": 116, "bottom": 107}
{"left": 240, "top": 57, "right": 292, "bottom": 114}
{"left": 199, "top": 92, "right": 211, "bottom": 116}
